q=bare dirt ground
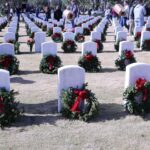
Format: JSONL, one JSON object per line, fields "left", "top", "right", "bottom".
{"left": 1, "top": 20, "right": 150, "bottom": 150}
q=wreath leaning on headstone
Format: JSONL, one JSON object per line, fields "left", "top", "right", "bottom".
{"left": 123, "top": 78, "right": 150, "bottom": 115}
{"left": 0, "top": 88, "right": 22, "bottom": 128}
{"left": 0, "top": 55, "right": 19, "bottom": 75}
{"left": 51, "top": 33, "right": 63, "bottom": 43}
{"left": 78, "top": 52, "right": 102, "bottom": 72}
{"left": 40, "top": 55, "right": 62, "bottom": 74}
{"left": 115, "top": 50, "right": 136, "bottom": 71}
{"left": 61, "top": 40, "right": 77, "bottom": 53}
{"left": 75, "top": 33, "right": 85, "bottom": 43}
{"left": 141, "top": 39, "right": 150, "bottom": 51}
{"left": 61, "top": 83, "right": 99, "bottom": 121}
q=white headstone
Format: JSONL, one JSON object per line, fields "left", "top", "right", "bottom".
{"left": 75, "top": 27, "right": 83, "bottom": 34}
{"left": 31, "top": 27, "right": 40, "bottom": 33}
{"left": 82, "top": 41, "right": 97, "bottom": 56}
{"left": 140, "top": 31, "right": 150, "bottom": 48}
{"left": 134, "top": 26, "right": 142, "bottom": 37}
{"left": 0, "top": 69, "right": 10, "bottom": 91}
{"left": 91, "top": 31, "right": 101, "bottom": 41}
{"left": 4, "top": 32, "right": 16, "bottom": 42}
{"left": 119, "top": 41, "right": 134, "bottom": 56}
{"left": 58, "top": 65, "right": 85, "bottom": 112}
{"left": 8, "top": 27, "right": 16, "bottom": 33}
{"left": 115, "top": 26, "right": 123, "bottom": 34}
{"left": 116, "top": 31, "right": 127, "bottom": 42}
{"left": 82, "top": 23, "right": 89, "bottom": 29}
{"left": 53, "top": 27, "right": 62, "bottom": 33}
{"left": 0, "top": 43, "right": 15, "bottom": 56}
{"left": 63, "top": 32, "right": 75, "bottom": 41}
{"left": 35, "top": 32, "right": 46, "bottom": 53}
{"left": 125, "top": 63, "right": 150, "bottom": 88}
{"left": 41, "top": 42, "right": 57, "bottom": 56}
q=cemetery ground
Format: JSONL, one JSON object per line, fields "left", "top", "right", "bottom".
{"left": 1, "top": 21, "right": 150, "bottom": 150}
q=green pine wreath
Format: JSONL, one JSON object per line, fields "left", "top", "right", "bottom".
{"left": 123, "top": 78, "right": 150, "bottom": 115}
{"left": 61, "top": 83, "right": 99, "bottom": 121}
{"left": 115, "top": 50, "right": 136, "bottom": 70}
{"left": 83, "top": 28, "right": 90, "bottom": 36}
{"left": 141, "top": 39, "right": 150, "bottom": 51}
{"left": 0, "top": 55, "right": 19, "bottom": 75}
{"left": 52, "top": 33, "right": 63, "bottom": 43}
{"left": 61, "top": 40, "right": 77, "bottom": 53}
{"left": 78, "top": 52, "right": 102, "bottom": 72}
{"left": 47, "top": 28, "right": 53, "bottom": 36}
{"left": 40, "top": 55, "right": 62, "bottom": 74}
{"left": 75, "top": 33, "right": 85, "bottom": 43}
{"left": 0, "top": 88, "right": 22, "bottom": 128}
{"left": 93, "top": 39, "right": 103, "bottom": 53}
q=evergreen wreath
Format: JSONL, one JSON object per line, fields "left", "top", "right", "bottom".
{"left": 0, "top": 88, "right": 22, "bottom": 128}
{"left": 93, "top": 39, "right": 103, "bottom": 53}
{"left": 141, "top": 39, "right": 150, "bottom": 51}
{"left": 61, "top": 40, "right": 77, "bottom": 53}
{"left": 0, "top": 55, "right": 19, "bottom": 75}
{"left": 27, "top": 38, "right": 35, "bottom": 52}
{"left": 83, "top": 28, "right": 90, "bottom": 36}
{"left": 134, "top": 32, "right": 141, "bottom": 41}
{"left": 115, "top": 50, "right": 136, "bottom": 70}
{"left": 40, "top": 55, "right": 62, "bottom": 74}
{"left": 75, "top": 33, "right": 85, "bottom": 43}
{"left": 51, "top": 33, "right": 63, "bottom": 43}
{"left": 61, "top": 83, "right": 99, "bottom": 121}
{"left": 47, "top": 28, "right": 53, "bottom": 36}
{"left": 42, "top": 24, "right": 47, "bottom": 31}
{"left": 78, "top": 52, "right": 102, "bottom": 72}
{"left": 7, "top": 40, "right": 20, "bottom": 54}
{"left": 123, "top": 78, "right": 150, "bottom": 115}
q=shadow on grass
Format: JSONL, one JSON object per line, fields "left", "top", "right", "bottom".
{"left": 58, "top": 51, "right": 81, "bottom": 54}
{"left": 12, "top": 100, "right": 128, "bottom": 127}
{"left": 13, "top": 100, "right": 64, "bottom": 127}
{"left": 10, "top": 77, "right": 35, "bottom": 84}
{"left": 93, "top": 103, "right": 127, "bottom": 122}
{"left": 102, "top": 50, "right": 116, "bottom": 53}
{"left": 18, "top": 70, "right": 41, "bottom": 75}
{"left": 101, "top": 68, "right": 118, "bottom": 73}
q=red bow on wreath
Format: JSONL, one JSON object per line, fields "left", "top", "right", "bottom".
{"left": 47, "top": 56, "right": 55, "bottom": 70}
{"left": 125, "top": 50, "right": 133, "bottom": 59}
{"left": 0, "top": 96, "right": 4, "bottom": 113}
{"left": 136, "top": 32, "right": 141, "bottom": 38}
{"left": 135, "top": 78, "right": 148, "bottom": 101}
{"left": 85, "top": 54, "right": 94, "bottom": 61}
{"left": 71, "top": 90, "right": 88, "bottom": 112}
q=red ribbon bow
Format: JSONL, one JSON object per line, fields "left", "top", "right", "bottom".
{"left": 0, "top": 96, "right": 4, "bottom": 113}
{"left": 47, "top": 56, "right": 55, "bottom": 70}
{"left": 71, "top": 90, "right": 88, "bottom": 112}
{"left": 125, "top": 50, "right": 133, "bottom": 59}
{"left": 85, "top": 54, "right": 94, "bottom": 61}
{"left": 135, "top": 78, "right": 148, "bottom": 101}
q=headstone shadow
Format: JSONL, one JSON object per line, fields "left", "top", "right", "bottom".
{"left": 10, "top": 77, "right": 35, "bottom": 84}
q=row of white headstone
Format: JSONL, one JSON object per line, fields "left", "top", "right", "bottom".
{"left": 1, "top": 61, "right": 150, "bottom": 113}
{"left": 22, "top": 14, "right": 107, "bottom": 53}
{"left": 0, "top": 16, "right": 7, "bottom": 27}
{"left": 113, "top": 16, "right": 150, "bottom": 51}
{"left": 3, "top": 16, "right": 18, "bottom": 43}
